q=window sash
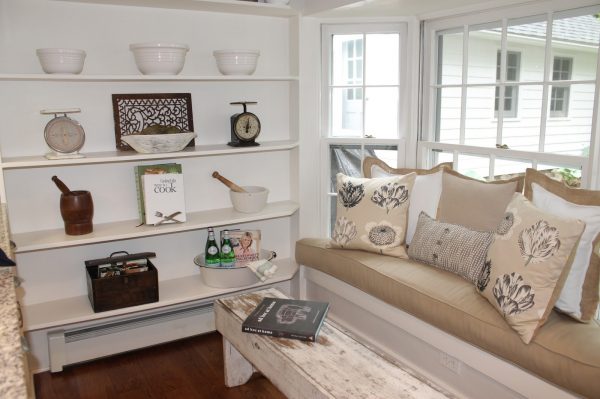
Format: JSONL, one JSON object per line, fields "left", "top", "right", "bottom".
{"left": 421, "top": 4, "right": 600, "bottom": 188}
{"left": 321, "top": 23, "right": 407, "bottom": 236}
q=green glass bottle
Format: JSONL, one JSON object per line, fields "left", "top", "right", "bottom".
{"left": 205, "top": 228, "right": 220, "bottom": 266}
{"left": 220, "top": 229, "right": 236, "bottom": 268}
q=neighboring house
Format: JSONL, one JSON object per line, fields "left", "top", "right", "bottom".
{"left": 437, "top": 15, "right": 600, "bottom": 178}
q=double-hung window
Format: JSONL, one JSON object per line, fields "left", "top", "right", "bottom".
{"left": 322, "top": 23, "right": 407, "bottom": 235}
{"left": 421, "top": 5, "right": 600, "bottom": 187}
{"left": 495, "top": 51, "right": 520, "bottom": 118}
{"left": 551, "top": 56, "right": 573, "bottom": 117}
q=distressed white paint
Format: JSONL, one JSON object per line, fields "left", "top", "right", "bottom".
{"left": 215, "top": 288, "right": 454, "bottom": 399}
{"left": 301, "top": 266, "right": 580, "bottom": 399}
{"left": 223, "top": 338, "right": 254, "bottom": 387}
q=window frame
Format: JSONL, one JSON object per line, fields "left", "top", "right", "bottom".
{"left": 321, "top": 22, "right": 408, "bottom": 236}
{"left": 420, "top": 2, "right": 600, "bottom": 188}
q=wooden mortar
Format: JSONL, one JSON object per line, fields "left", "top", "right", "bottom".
{"left": 52, "top": 176, "right": 94, "bottom": 235}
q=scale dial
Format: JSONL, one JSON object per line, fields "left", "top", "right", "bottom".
{"left": 44, "top": 116, "right": 85, "bottom": 153}
{"left": 233, "top": 113, "right": 261, "bottom": 141}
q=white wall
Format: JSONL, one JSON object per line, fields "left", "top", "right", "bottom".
{"left": 0, "top": 0, "right": 297, "bottom": 306}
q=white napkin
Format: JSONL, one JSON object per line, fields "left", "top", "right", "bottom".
{"left": 246, "top": 259, "right": 278, "bottom": 281}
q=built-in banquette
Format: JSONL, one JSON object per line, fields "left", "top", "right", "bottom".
{"left": 297, "top": 158, "right": 600, "bottom": 399}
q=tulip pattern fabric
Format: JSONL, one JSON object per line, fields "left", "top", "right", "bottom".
{"left": 479, "top": 194, "right": 585, "bottom": 344}
{"left": 331, "top": 173, "right": 416, "bottom": 258}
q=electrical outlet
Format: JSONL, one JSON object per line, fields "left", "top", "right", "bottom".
{"left": 440, "top": 352, "right": 462, "bottom": 374}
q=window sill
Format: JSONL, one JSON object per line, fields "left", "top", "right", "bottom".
{"left": 548, "top": 117, "right": 571, "bottom": 122}
{"left": 492, "top": 118, "right": 521, "bottom": 123}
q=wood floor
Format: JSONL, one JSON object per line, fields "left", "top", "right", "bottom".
{"left": 34, "top": 332, "right": 286, "bottom": 399}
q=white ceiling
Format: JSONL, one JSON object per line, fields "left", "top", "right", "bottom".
{"left": 300, "top": 0, "right": 535, "bottom": 18}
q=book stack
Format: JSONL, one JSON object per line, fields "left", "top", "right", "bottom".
{"left": 134, "top": 163, "right": 186, "bottom": 226}
{"left": 242, "top": 297, "right": 329, "bottom": 342}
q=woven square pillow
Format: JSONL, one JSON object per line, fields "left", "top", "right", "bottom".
{"left": 524, "top": 168, "right": 600, "bottom": 322}
{"left": 479, "top": 194, "right": 585, "bottom": 344}
{"left": 362, "top": 157, "right": 451, "bottom": 244}
{"left": 408, "top": 212, "right": 494, "bottom": 284}
{"left": 437, "top": 169, "right": 524, "bottom": 232}
{"left": 331, "top": 173, "right": 416, "bottom": 258}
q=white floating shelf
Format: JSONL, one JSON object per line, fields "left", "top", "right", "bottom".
{"left": 2, "top": 140, "right": 299, "bottom": 169}
{"left": 53, "top": 0, "right": 298, "bottom": 17}
{"left": 13, "top": 200, "right": 299, "bottom": 253}
{"left": 0, "top": 74, "right": 299, "bottom": 82}
{"left": 22, "top": 257, "right": 298, "bottom": 331}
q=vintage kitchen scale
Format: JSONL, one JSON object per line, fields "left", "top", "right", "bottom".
{"left": 228, "top": 101, "right": 261, "bottom": 147}
{"left": 41, "top": 108, "right": 86, "bottom": 159}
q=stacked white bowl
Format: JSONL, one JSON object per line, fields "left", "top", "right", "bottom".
{"left": 129, "top": 43, "right": 189, "bottom": 75}
{"left": 213, "top": 50, "right": 260, "bottom": 75}
{"left": 36, "top": 48, "right": 86, "bottom": 74}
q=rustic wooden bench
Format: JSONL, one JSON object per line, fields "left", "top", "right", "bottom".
{"left": 214, "top": 288, "right": 454, "bottom": 399}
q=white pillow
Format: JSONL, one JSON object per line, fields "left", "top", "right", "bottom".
{"left": 372, "top": 166, "right": 443, "bottom": 245}
{"left": 531, "top": 182, "right": 600, "bottom": 320}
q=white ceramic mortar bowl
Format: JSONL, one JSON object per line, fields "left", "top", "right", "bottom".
{"left": 230, "top": 186, "right": 269, "bottom": 213}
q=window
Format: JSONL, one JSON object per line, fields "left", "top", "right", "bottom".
{"left": 322, "top": 23, "right": 407, "bottom": 235}
{"left": 550, "top": 56, "right": 573, "bottom": 117}
{"left": 422, "top": 6, "right": 600, "bottom": 186}
{"left": 495, "top": 51, "right": 520, "bottom": 118}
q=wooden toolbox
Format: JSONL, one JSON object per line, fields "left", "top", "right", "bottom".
{"left": 85, "top": 251, "right": 158, "bottom": 313}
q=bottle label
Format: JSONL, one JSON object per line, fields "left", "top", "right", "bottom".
{"left": 208, "top": 247, "right": 218, "bottom": 255}
{"left": 222, "top": 245, "right": 231, "bottom": 254}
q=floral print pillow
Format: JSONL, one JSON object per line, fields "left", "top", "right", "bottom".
{"left": 331, "top": 173, "right": 416, "bottom": 258}
{"left": 478, "top": 194, "right": 585, "bottom": 344}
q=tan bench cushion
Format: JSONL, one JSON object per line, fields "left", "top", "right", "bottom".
{"left": 296, "top": 238, "right": 600, "bottom": 399}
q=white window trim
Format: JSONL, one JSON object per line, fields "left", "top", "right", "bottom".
{"left": 420, "top": 1, "right": 600, "bottom": 188}
{"left": 320, "top": 22, "right": 408, "bottom": 236}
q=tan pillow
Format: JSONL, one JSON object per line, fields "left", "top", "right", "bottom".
{"left": 362, "top": 156, "right": 452, "bottom": 178}
{"left": 479, "top": 194, "right": 584, "bottom": 344}
{"left": 331, "top": 173, "right": 416, "bottom": 258}
{"left": 524, "top": 168, "right": 600, "bottom": 322}
{"left": 438, "top": 169, "right": 524, "bottom": 231}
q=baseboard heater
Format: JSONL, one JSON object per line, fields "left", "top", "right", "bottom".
{"left": 47, "top": 302, "right": 216, "bottom": 372}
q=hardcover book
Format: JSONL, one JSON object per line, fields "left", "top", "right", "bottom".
{"left": 142, "top": 172, "right": 187, "bottom": 225}
{"left": 242, "top": 297, "right": 329, "bottom": 342}
{"left": 134, "top": 163, "right": 182, "bottom": 224}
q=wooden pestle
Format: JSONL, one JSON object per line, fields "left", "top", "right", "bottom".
{"left": 212, "top": 172, "right": 247, "bottom": 193}
{"left": 52, "top": 175, "right": 73, "bottom": 195}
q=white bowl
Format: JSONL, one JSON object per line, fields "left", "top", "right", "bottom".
{"left": 213, "top": 50, "right": 260, "bottom": 75}
{"left": 122, "top": 132, "right": 196, "bottom": 153}
{"left": 230, "top": 186, "right": 269, "bottom": 213}
{"left": 264, "top": 0, "right": 290, "bottom": 4}
{"left": 129, "top": 43, "right": 189, "bottom": 75}
{"left": 36, "top": 48, "right": 86, "bottom": 74}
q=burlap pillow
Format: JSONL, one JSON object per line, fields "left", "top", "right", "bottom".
{"left": 408, "top": 212, "right": 494, "bottom": 284}
{"left": 479, "top": 194, "right": 584, "bottom": 344}
{"left": 437, "top": 169, "right": 524, "bottom": 232}
{"left": 331, "top": 173, "right": 415, "bottom": 258}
